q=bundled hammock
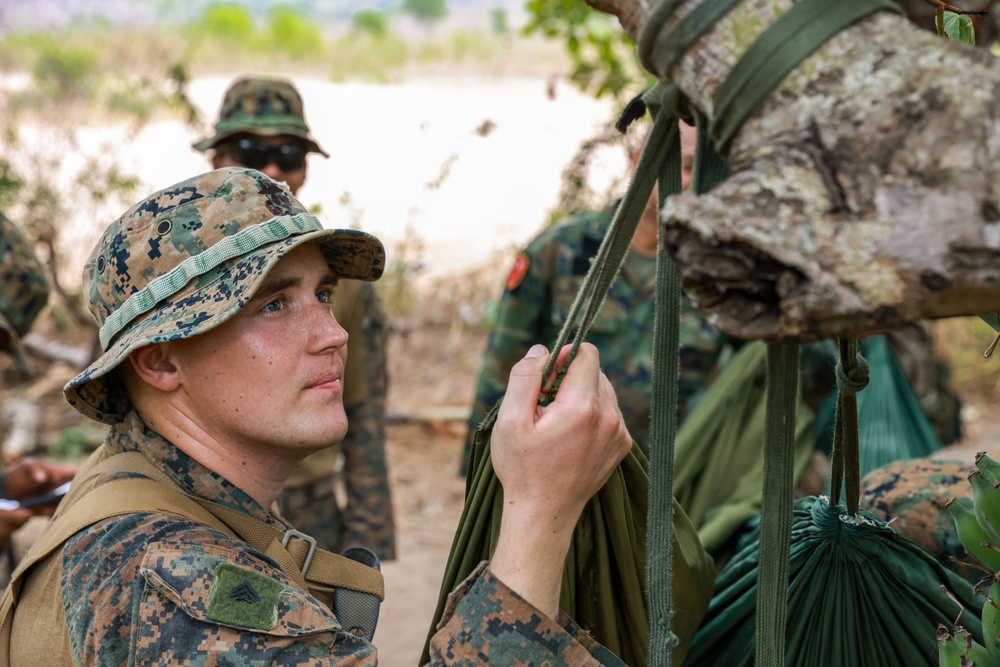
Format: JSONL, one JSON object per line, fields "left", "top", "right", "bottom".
{"left": 683, "top": 496, "right": 984, "bottom": 667}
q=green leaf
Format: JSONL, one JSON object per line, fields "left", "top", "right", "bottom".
{"left": 980, "top": 313, "right": 1000, "bottom": 333}
{"left": 942, "top": 11, "right": 976, "bottom": 45}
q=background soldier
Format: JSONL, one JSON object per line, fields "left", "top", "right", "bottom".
{"left": 462, "top": 124, "right": 729, "bottom": 472}
{"left": 193, "top": 77, "right": 395, "bottom": 559}
{"left": 0, "top": 211, "right": 76, "bottom": 564}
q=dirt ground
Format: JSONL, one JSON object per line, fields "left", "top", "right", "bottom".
{"left": 376, "top": 323, "right": 487, "bottom": 666}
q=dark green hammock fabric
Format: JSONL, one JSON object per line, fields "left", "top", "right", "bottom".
{"left": 419, "top": 403, "right": 715, "bottom": 667}
{"left": 682, "top": 496, "right": 984, "bottom": 667}
{"left": 815, "top": 335, "right": 943, "bottom": 480}
{"left": 673, "top": 341, "right": 814, "bottom": 556}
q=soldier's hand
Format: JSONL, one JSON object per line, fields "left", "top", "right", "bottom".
{"left": 0, "top": 508, "right": 32, "bottom": 548}
{"left": 489, "top": 343, "right": 630, "bottom": 618}
{"left": 3, "top": 457, "right": 77, "bottom": 502}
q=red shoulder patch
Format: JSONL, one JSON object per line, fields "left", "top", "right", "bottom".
{"left": 505, "top": 253, "right": 530, "bottom": 292}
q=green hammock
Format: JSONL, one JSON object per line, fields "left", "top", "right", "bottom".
{"left": 815, "top": 335, "right": 943, "bottom": 480}
{"left": 421, "top": 415, "right": 714, "bottom": 667}
{"left": 682, "top": 496, "right": 985, "bottom": 667}
{"left": 673, "top": 340, "right": 815, "bottom": 556}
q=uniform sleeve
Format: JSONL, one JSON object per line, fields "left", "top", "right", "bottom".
{"left": 339, "top": 282, "right": 396, "bottom": 561}
{"left": 461, "top": 238, "right": 555, "bottom": 474}
{"left": 60, "top": 513, "right": 378, "bottom": 666}
{"left": 426, "top": 563, "right": 626, "bottom": 666}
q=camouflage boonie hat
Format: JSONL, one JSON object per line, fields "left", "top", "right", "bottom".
{"left": 64, "top": 167, "right": 384, "bottom": 424}
{"left": 0, "top": 211, "right": 50, "bottom": 374}
{"left": 192, "top": 77, "right": 329, "bottom": 156}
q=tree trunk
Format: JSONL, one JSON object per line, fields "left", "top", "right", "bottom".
{"left": 587, "top": 0, "right": 1000, "bottom": 341}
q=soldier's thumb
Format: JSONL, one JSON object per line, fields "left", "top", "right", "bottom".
{"left": 502, "top": 344, "right": 548, "bottom": 417}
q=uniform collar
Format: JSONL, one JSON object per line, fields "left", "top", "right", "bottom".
{"left": 104, "top": 411, "right": 280, "bottom": 527}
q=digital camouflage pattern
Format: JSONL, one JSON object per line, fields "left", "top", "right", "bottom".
{"left": 63, "top": 167, "right": 384, "bottom": 424}
{"left": 429, "top": 562, "right": 625, "bottom": 666}
{"left": 859, "top": 457, "right": 978, "bottom": 583}
{"left": 192, "top": 77, "right": 329, "bottom": 156}
{"left": 463, "top": 205, "right": 729, "bottom": 472}
{"left": 0, "top": 210, "right": 50, "bottom": 373}
{"left": 10, "top": 410, "right": 617, "bottom": 665}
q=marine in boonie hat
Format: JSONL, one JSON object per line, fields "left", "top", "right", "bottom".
{"left": 64, "top": 167, "right": 384, "bottom": 424}
{"left": 192, "top": 77, "right": 329, "bottom": 157}
{"left": 0, "top": 211, "right": 50, "bottom": 374}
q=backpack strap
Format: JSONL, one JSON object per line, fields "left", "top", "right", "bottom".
{"left": 1, "top": 448, "right": 384, "bottom": 665}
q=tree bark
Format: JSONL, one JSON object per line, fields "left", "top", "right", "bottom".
{"left": 588, "top": 0, "right": 1000, "bottom": 341}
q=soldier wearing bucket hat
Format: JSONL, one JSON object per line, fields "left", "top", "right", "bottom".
{"left": 0, "top": 211, "right": 50, "bottom": 376}
{"left": 1, "top": 168, "right": 634, "bottom": 665}
{"left": 195, "top": 76, "right": 396, "bottom": 561}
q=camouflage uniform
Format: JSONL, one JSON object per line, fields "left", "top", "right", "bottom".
{"left": 3, "top": 170, "right": 619, "bottom": 665}
{"left": 194, "top": 77, "right": 395, "bottom": 559}
{"left": 860, "top": 456, "right": 978, "bottom": 583}
{"left": 463, "top": 204, "right": 728, "bottom": 471}
{"left": 0, "top": 210, "right": 50, "bottom": 374}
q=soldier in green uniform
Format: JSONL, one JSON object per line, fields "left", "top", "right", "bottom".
{"left": 193, "top": 77, "right": 395, "bottom": 560}
{"left": 462, "top": 127, "right": 729, "bottom": 472}
{"left": 1, "top": 168, "right": 642, "bottom": 665}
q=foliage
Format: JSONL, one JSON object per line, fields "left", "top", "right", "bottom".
{"left": 197, "top": 3, "right": 256, "bottom": 43}
{"left": 403, "top": 0, "right": 449, "bottom": 24}
{"left": 265, "top": 5, "right": 325, "bottom": 58}
{"left": 523, "top": 0, "right": 648, "bottom": 101}
{"left": 940, "top": 11, "right": 977, "bottom": 44}
{"left": 491, "top": 8, "right": 510, "bottom": 37}
{"left": 352, "top": 9, "right": 390, "bottom": 38}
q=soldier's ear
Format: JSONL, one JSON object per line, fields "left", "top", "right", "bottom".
{"left": 127, "top": 343, "right": 181, "bottom": 392}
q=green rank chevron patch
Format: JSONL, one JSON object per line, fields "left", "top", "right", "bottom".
{"left": 207, "top": 563, "right": 283, "bottom": 630}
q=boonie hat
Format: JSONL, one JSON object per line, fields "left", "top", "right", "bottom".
{"left": 0, "top": 211, "right": 50, "bottom": 374}
{"left": 192, "top": 77, "right": 330, "bottom": 157}
{"left": 65, "top": 167, "right": 384, "bottom": 424}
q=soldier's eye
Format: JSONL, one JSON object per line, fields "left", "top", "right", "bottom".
{"left": 262, "top": 297, "right": 286, "bottom": 313}
{"left": 316, "top": 287, "right": 335, "bottom": 305}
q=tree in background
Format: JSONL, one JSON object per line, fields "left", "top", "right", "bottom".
{"left": 403, "top": 0, "right": 448, "bottom": 24}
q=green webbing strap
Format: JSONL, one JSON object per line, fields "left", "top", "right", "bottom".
{"left": 637, "top": 0, "right": 742, "bottom": 80}
{"left": 647, "top": 102, "right": 684, "bottom": 666}
{"left": 756, "top": 343, "right": 800, "bottom": 667}
{"left": 541, "top": 104, "right": 676, "bottom": 390}
{"left": 829, "top": 338, "right": 870, "bottom": 514}
{"left": 711, "top": 0, "right": 903, "bottom": 151}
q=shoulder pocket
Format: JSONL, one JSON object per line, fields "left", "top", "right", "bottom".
{"left": 140, "top": 539, "right": 341, "bottom": 637}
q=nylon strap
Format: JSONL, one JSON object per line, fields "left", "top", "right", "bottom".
{"left": 541, "top": 101, "right": 676, "bottom": 390}
{"left": 101, "top": 451, "right": 385, "bottom": 598}
{"left": 756, "top": 343, "right": 800, "bottom": 667}
{"left": 637, "top": 0, "right": 742, "bottom": 81}
{"left": 711, "top": 0, "right": 902, "bottom": 151}
{"left": 829, "top": 338, "right": 870, "bottom": 514}
{"left": 647, "top": 111, "right": 684, "bottom": 665}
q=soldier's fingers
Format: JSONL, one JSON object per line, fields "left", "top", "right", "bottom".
{"left": 500, "top": 344, "right": 550, "bottom": 420}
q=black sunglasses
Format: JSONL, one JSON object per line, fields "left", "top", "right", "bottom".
{"left": 228, "top": 138, "right": 308, "bottom": 172}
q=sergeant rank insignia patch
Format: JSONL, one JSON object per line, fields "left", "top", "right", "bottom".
{"left": 207, "top": 563, "right": 283, "bottom": 630}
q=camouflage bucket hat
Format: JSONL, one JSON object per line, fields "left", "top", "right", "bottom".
{"left": 65, "top": 167, "right": 384, "bottom": 424}
{"left": 192, "top": 77, "right": 330, "bottom": 156}
{"left": 0, "top": 211, "right": 51, "bottom": 374}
